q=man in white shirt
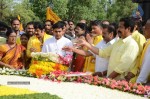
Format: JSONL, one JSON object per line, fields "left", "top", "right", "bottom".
{"left": 42, "top": 21, "right": 73, "bottom": 57}
{"left": 136, "top": 19, "right": 150, "bottom": 84}
{"left": 92, "top": 25, "right": 118, "bottom": 76}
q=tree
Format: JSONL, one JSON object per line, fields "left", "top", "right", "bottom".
{"left": 64, "top": 0, "right": 108, "bottom": 23}
{"left": 51, "top": 0, "right": 69, "bottom": 20}
{"left": 67, "top": 0, "right": 105, "bottom": 22}
{"left": 30, "top": 0, "right": 49, "bottom": 21}
{"left": 12, "top": 0, "right": 40, "bottom": 25}
{"left": 107, "top": 0, "right": 138, "bottom": 22}
{"left": 6, "top": 0, "right": 137, "bottom": 25}
{"left": 0, "top": 0, "right": 14, "bottom": 24}
{"left": 0, "top": 0, "right": 40, "bottom": 26}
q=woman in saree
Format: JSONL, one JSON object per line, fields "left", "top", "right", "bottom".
{"left": 20, "top": 33, "right": 30, "bottom": 69}
{"left": 0, "top": 28, "right": 25, "bottom": 69}
{"left": 71, "top": 23, "right": 87, "bottom": 72}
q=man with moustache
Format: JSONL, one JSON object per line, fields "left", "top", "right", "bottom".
{"left": 125, "top": 18, "right": 146, "bottom": 83}
{"left": 25, "top": 22, "right": 35, "bottom": 38}
{"left": 11, "top": 18, "right": 25, "bottom": 44}
{"left": 27, "top": 22, "right": 51, "bottom": 58}
{"left": 83, "top": 20, "right": 103, "bottom": 73}
{"left": 11, "top": 18, "right": 24, "bottom": 36}
{"left": 44, "top": 20, "right": 53, "bottom": 35}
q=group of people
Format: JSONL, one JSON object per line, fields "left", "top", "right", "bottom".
{"left": 0, "top": 16, "right": 150, "bottom": 85}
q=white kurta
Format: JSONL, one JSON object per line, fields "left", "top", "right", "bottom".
{"left": 42, "top": 36, "right": 73, "bottom": 57}
{"left": 95, "top": 37, "right": 119, "bottom": 72}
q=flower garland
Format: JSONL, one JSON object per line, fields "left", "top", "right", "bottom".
{"left": 0, "top": 68, "right": 150, "bottom": 97}
{"left": 0, "top": 67, "right": 33, "bottom": 77}
{"left": 28, "top": 61, "right": 68, "bottom": 77}
{"left": 41, "top": 71, "right": 150, "bottom": 97}
{"left": 28, "top": 52, "right": 72, "bottom": 77}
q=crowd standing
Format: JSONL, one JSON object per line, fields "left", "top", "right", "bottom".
{"left": 0, "top": 16, "right": 150, "bottom": 85}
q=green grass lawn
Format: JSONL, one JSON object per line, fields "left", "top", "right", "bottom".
{"left": 0, "top": 93, "right": 61, "bottom": 99}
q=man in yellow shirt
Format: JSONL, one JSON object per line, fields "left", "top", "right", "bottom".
{"left": 76, "top": 18, "right": 139, "bottom": 80}
{"left": 136, "top": 19, "right": 150, "bottom": 84}
{"left": 27, "top": 22, "right": 52, "bottom": 57}
{"left": 83, "top": 20, "right": 103, "bottom": 72}
{"left": 125, "top": 20, "right": 146, "bottom": 82}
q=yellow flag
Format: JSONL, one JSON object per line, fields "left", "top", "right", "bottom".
{"left": 46, "top": 7, "right": 61, "bottom": 23}
{"left": 17, "top": 15, "right": 23, "bottom": 31}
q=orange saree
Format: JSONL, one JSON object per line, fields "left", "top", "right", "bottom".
{"left": 0, "top": 44, "right": 25, "bottom": 69}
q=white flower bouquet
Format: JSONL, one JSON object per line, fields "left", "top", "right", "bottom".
{"left": 31, "top": 52, "right": 72, "bottom": 65}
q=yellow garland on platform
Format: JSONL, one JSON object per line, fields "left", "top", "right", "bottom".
{"left": 0, "top": 86, "right": 36, "bottom": 96}
{"left": 28, "top": 60, "right": 68, "bottom": 76}
{"left": 28, "top": 52, "right": 71, "bottom": 77}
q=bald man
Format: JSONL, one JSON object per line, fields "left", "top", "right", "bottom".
{"left": 136, "top": 19, "right": 150, "bottom": 84}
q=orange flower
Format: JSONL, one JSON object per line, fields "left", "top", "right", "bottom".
{"left": 54, "top": 63, "right": 60, "bottom": 71}
{"left": 35, "top": 69, "right": 43, "bottom": 78}
{"left": 33, "top": 61, "right": 38, "bottom": 64}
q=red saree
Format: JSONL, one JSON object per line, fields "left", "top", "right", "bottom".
{"left": 71, "top": 54, "right": 85, "bottom": 72}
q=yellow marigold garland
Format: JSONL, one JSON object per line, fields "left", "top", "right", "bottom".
{"left": 28, "top": 60, "right": 68, "bottom": 77}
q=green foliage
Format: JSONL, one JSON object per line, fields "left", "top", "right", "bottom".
{"left": 0, "top": 0, "right": 14, "bottom": 24}
{"left": 107, "top": 0, "right": 138, "bottom": 22}
{"left": 0, "top": 0, "right": 138, "bottom": 26}
{"left": 0, "top": 93, "right": 61, "bottom": 99}
{"left": 30, "top": 0, "right": 49, "bottom": 22}
{"left": 0, "top": 0, "right": 39, "bottom": 26}
{"left": 51, "top": 0, "right": 69, "bottom": 20}
{"left": 29, "top": 0, "right": 108, "bottom": 23}
{"left": 67, "top": 0, "right": 102, "bottom": 22}
{"left": 12, "top": 0, "right": 40, "bottom": 25}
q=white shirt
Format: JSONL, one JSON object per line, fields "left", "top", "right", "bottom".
{"left": 95, "top": 37, "right": 119, "bottom": 72}
{"left": 136, "top": 39, "right": 150, "bottom": 83}
{"left": 42, "top": 36, "right": 73, "bottom": 57}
